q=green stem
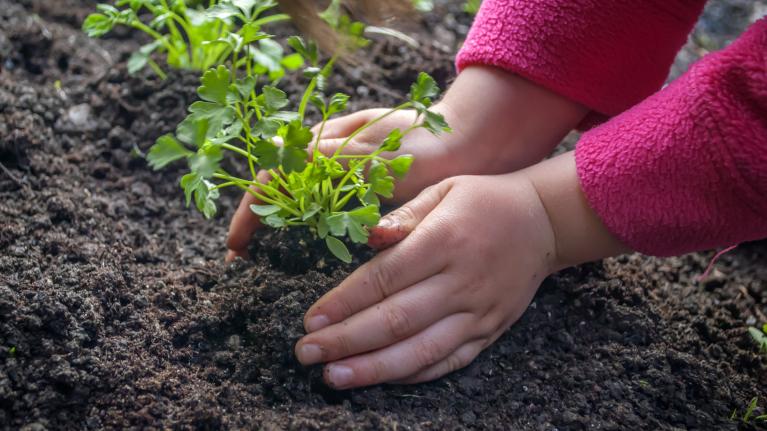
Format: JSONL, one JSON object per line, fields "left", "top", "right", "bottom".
{"left": 298, "top": 76, "right": 318, "bottom": 123}
{"left": 213, "top": 173, "right": 301, "bottom": 217}
{"left": 211, "top": 181, "right": 238, "bottom": 190}
{"left": 298, "top": 56, "right": 338, "bottom": 122}
{"left": 147, "top": 59, "right": 168, "bottom": 80}
{"left": 131, "top": 21, "right": 182, "bottom": 61}
{"left": 312, "top": 116, "right": 328, "bottom": 160}
{"left": 332, "top": 102, "right": 412, "bottom": 157}
{"left": 334, "top": 188, "right": 358, "bottom": 211}
{"left": 234, "top": 107, "right": 258, "bottom": 182}
{"left": 221, "top": 143, "right": 256, "bottom": 162}
{"left": 251, "top": 14, "right": 291, "bottom": 27}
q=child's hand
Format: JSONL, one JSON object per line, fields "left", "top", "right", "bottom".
{"left": 295, "top": 153, "right": 627, "bottom": 388}
{"left": 225, "top": 66, "right": 589, "bottom": 260}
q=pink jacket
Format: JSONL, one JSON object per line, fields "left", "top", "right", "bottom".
{"left": 456, "top": 0, "right": 767, "bottom": 256}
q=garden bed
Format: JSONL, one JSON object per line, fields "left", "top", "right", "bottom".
{"left": 1, "top": 0, "right": 766, "bottom": 429}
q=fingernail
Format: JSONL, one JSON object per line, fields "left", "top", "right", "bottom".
{"left": 298, "top": 344, "right": 323, "bottom": 364}
{"left": 326, "top": 364, "right": 354, "bottom": 388}
{"left": 306, "top": 315, "right": 330, "bottom": 332}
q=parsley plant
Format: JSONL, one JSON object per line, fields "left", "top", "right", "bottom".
{"left": 83, "top": 0, "right": 294, "bottom": 79}
{"left": 146, "top": 11, "right": 450, "bottom": 262}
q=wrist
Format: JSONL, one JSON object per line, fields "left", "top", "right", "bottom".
{"left": 524, "top": 152, "right": 630, "bottom": 271}
{"left": 437, "top": 66, "right": 589, "bottom": 176}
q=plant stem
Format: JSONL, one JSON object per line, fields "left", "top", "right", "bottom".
{"left": 332, "top": 102, "right": 411, "bottom": 157}
{"left": 252, "top": 14, "right": 291, "bottom": 27}
{"left": 131, "top": 21, "right": 183, "bottom": 62}
{"left": 213, "top": 173, "right": 301, "bottom": 217}
{"left": 147, "top": 59, "right": 168, "bottom": 80}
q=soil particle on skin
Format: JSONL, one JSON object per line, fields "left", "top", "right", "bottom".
{"left": 1, "top": 0, "right": 766, "bottom": 430}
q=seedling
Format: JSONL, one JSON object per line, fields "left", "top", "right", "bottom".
{"left": 749, "top": 323, "right": 767, "bottom": 354}
{"left": 731, "top": 397, "right": 767, "bottom": 424}
{"left": 83, "top": 0, "right": 294, "bottom": 79}
{"left": 463, "top": 0, "right": 481, "bottom": 15}
{"left": 146, "top": 7, "right": 450, "bottom": 262}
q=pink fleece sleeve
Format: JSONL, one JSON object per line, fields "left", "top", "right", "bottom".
{"left": 456, "top": 0, "right": 705, "bottom": 126}
{"left": 576, "top": 19, "right": 767, "bottom": 256}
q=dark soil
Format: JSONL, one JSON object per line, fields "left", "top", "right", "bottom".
{"left": 1, "top": 0, "right": 766, "bottom": 430}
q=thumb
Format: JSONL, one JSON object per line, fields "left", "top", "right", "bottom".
{"left": 368, "top": 180, "right": 452, "bottom": 250}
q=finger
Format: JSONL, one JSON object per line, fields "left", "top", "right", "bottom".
{"left": 391, "top": 339, "right": 486, "bottom": 385}
{"left": 303, "top": 180, "right": 454, "bottom": 333}
{"left": 296, "top": 274, "right": 458, "bottom": 365}
{"left": 321, "top": 312, "right": 475, "bottom": 389}
{"left": 311, "top": 137, "right": 373, "bottom": 159}
{"left": 311, "top": 110, "right": 377, "bottom": 139}
{"left": 366, "top": 182, "right": 450, "bottom": 250}
{"left": 366, "top": 217, "right": 411, "bottom": 250}
{"left": 225, "top": 170, "right": 271, "bottom": 261}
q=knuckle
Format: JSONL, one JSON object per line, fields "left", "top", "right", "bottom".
{"left": 413, "top": 338, "right": 445, "bottom": 370}
{"left": 389, "top": 204, "right": 418, "bottom": 226}
{"left": 367, "top": 261, "right": 397, "bottom": 300}
{"left": 333, "top": 334, "right": 353, "bottom": 357}
{"left": 445, "top": 353, "right": 467, "bottom": 374}
{"left": 367, "top": 359, "right": 388, "bottom": 385}
{"left": 382, "top": 304, "right": 413, "bottom": 339}
{"left": 334, "top": 296, "right": 356, "bottom": 321}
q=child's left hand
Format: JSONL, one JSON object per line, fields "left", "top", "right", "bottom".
{"left": 294, "top": 153, "right": 627, "bottom": 388}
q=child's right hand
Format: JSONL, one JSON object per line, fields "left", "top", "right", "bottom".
{"left": 226, "top": 66, "right": 589, "bottom": 260}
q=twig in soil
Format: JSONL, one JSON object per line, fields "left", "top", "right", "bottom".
{"left": 0, "top": 161, "right": 25, "bottom": 188}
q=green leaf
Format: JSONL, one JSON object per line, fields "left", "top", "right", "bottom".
{"left": 749, "top": 327, "right": 767, "bottom": 353}
{"left": 423, "top": 110, "right": 451, "bottom": 135}
{"left": 180, "top": 173, "right": 219, "bottom": 218}
{"left": 367, "top": 161, "right": 394, "bottom": 198}
{"left": 206, "top": 3, "right": 241, "bottom": 20}
{"left": 326, "top": 205, "right": 380, "bottom": 244}
{"left": 147, "top": 134, "right": 192, "bottom": 170}
{"left": 176, "top": 115, "right": 210, "bottom": 147}
{"left": 280, "top": 121, "right": 313, "bottom": 149}
{"left": 412, "top": 0, "right": 434, "bottom": 12}
{"left": 327, "top": 93, "right": 349, "bottom": 116}
{"left": 189, "top": 144, "right": 223, "bottom": 178}
{"left": 317, "top": 214, "right": 330, "bottom": 238}
{"left": 251, "top": 39, "right": 284, "bottom": 73}
{"left": 234, "top": 76, "right": 256, "bottom": 99}
{"left": 252, "top": 118, "right": 281, "bottom": 138}
{"left": 463, "top": 0, "right": 481, "bottom": 14}
{"left": 263, "top": 214, "right": 286, "bottom": 228}
{"left": 252, "top": 139, "right": 308, "bottom": 173}
{"left": 232, "top": 0, "right": 259, "bottom": 19}
{"left": 280, "top": 53, "right": 304, "bottom": 71}
{"left": 198, "top": 65, "right": 233, "bottom": 105}
{"left": 263, "top": 86, "right": 288, "bottom": 112}
{"left": 325, "top": 236, "right": 352, "bottom": 263}
{"left": 320, "top": 157, "right": 345, "bottom": 179}
{"left": 250, "top": 204, "right": 281, "bottom": 216}
{"left": 238, "top": 23, "right": 269, "bottom": 45}
{"left": 409, "top": 72, "right": 440, "bottom": 108}
{"left": 127, "top": 40, "right": 164, "bottom": 74}
{"left": 270, "top": 111, "right": 300, "bottom": 122}
{"left": 82, "top": 13, "right": 114, "bottom": 37}
{"left": 187, "top": 101, "right": 236, "bottom": 139}
{"left": 302, "top": 203, "right": 322, "bottom": 221}
{"left": 319, "top": 0, "right": 342, "bottom": 27}
{"left": 380, "top": 128, "right": 403, "bottom": 152}
{"left": 287, "top": 36, "right": 318, "bottom": 65}
{"left": 390, "top": 155, "right": 414, "bottom": 178}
